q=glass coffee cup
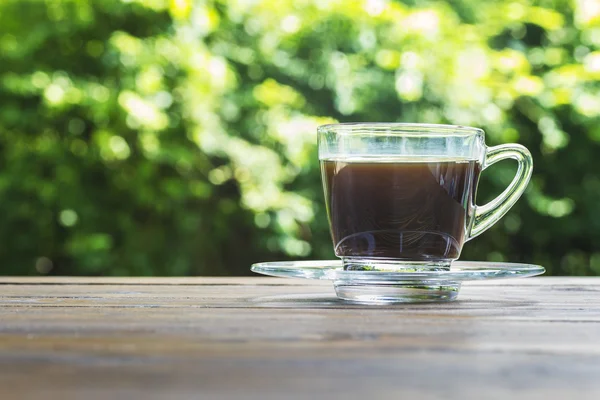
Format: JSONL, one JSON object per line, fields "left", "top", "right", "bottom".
{"left": 318, "top": 123, "right": 533, "bottom": 272}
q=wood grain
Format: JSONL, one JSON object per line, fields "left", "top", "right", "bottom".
{"left": 1, "top": 277, "right": 599, "bottom": 399}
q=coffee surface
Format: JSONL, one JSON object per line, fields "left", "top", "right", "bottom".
{"left": 321, "top": 159, "right": 481, "bottom": 261}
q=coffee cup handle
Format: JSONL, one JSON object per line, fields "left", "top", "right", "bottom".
{"left": 467, "top": 144, "right": 533, "bottom": 240}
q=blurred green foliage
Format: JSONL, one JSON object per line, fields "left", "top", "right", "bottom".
{"left": 0, "top": 0, "right": 599, "bottom": 276}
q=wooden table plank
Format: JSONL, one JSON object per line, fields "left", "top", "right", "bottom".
{"left": 0, "top": 277, "right": 599, "bottom": 399}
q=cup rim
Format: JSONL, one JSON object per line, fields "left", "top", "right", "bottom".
{"left": 317, "top": 122, "right": 484, "bottom": 136}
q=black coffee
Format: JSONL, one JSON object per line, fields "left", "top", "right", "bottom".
{"left": 321, "top": 159, "right": 481, "bottom": 263}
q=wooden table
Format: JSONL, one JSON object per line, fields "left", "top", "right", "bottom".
{"left": 1, "top": 277, "right": 599, "bottom": 399}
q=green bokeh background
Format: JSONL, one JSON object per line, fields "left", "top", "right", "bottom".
{"left": 0, "top": 0, "right": 598, "bottom": 276}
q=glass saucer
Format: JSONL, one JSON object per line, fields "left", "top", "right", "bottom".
{"left": 251, "top": 260, "right": 545, "bottom": 304}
